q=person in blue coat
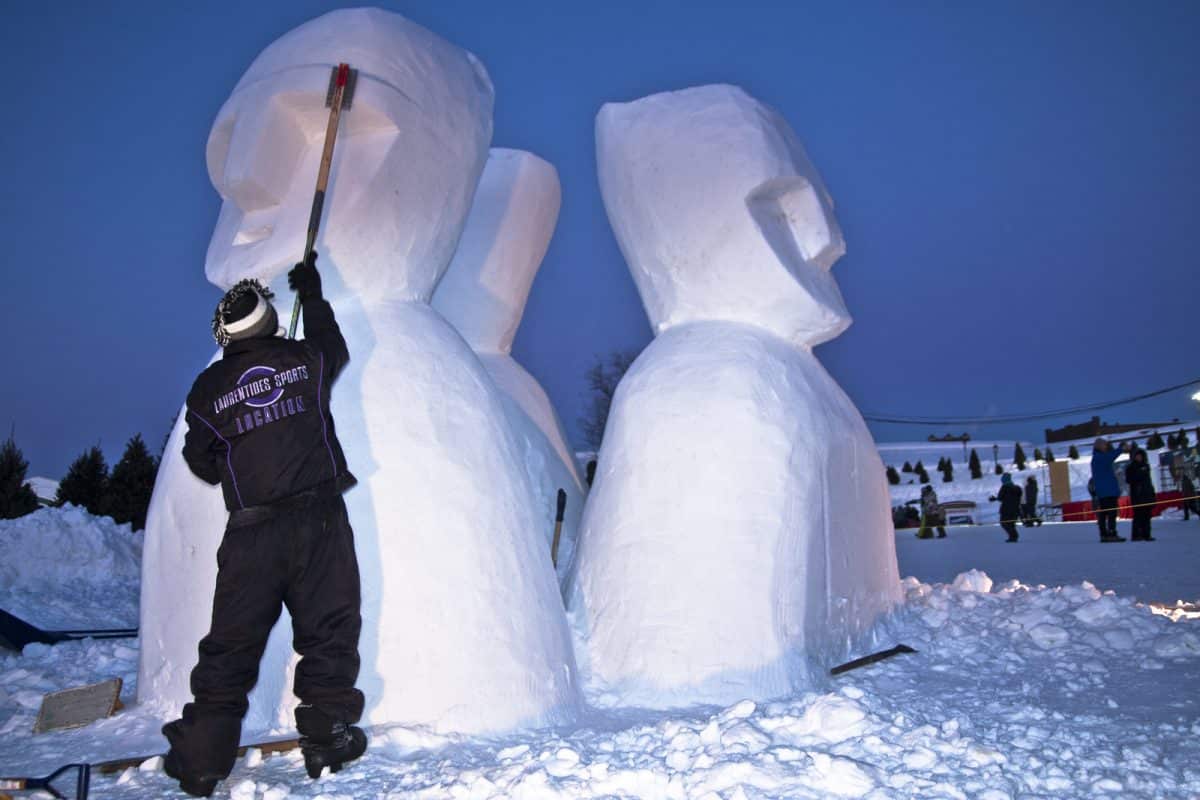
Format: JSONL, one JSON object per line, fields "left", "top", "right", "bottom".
{"left": 1090, "top": 438, "right": 1128, "bottom": 542}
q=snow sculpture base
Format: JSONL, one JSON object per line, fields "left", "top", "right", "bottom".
{"left": 142, "top": 304, "right": 581, "bottom": 735}
{"left": 571, "top": 323, "right": 900, "bottom": 708}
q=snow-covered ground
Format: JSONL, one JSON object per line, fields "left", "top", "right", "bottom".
{"left": 3, "top": 510, "right": 1199, "bottom": 797}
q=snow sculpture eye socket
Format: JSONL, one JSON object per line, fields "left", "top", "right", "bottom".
{"left": 745, "top": 176, "right": 843, "bottom": 273}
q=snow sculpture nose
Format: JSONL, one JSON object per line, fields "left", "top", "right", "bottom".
{"left": 209, "top": 98, "right": 309, "bottom": 214}
{"left": 746, "top": 175, "right": 845, "bottom": 274}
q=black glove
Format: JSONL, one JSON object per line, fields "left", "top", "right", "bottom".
{"left": 288, "top": 251, "right": 322, "bottom": 300}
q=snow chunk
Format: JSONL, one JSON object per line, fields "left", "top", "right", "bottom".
{"left": 1028, "top": 623, "right": 1071, "bottom": 649}
{"left": 951, "top": 570, "right": 993, "bottom": 593}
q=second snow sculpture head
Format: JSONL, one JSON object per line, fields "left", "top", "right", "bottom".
{"left": 204, "top": 7, "right": 493, "bottom": 301}
{"left": 597, "top": 83, "right": 850, "bottom": 346}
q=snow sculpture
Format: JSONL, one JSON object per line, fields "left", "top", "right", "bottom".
{"left": 432, "top": 148, "right": 585, "bottom": 585}
{"left": 571, "top": 84, "right": 901, "bottom": 708}
{"left": 140, "top": 8, "right": 579, "bottom": 736}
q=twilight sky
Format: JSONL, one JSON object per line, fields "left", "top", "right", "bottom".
{"left": 2, "top": 0, "right": 1198, "bottom": 478}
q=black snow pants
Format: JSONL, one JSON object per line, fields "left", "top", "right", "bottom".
{"left": 1131, "top": 507, "right": 1154, "bottom": 540}
{"left": 1096, "top": 496, "right": 1120, "bottom": 539}
{"left": 163, "top": 490, "right": 364, "bottom": 783}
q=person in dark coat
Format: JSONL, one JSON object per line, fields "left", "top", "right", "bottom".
{"left": 1022, "top": 476, "right": 1042, "bottom": 527}
{"left": 1181, "top": 472, "right": 1200, "bottom": 521}
{"left": 990, "top": 473, "right": 1023, "bottom": 542}
{"left": 162, "top": 254, "right": 366, "bottom": 797}
{"left": 1125, "top": 448, "right": 1157, "bottom": 541}
{"left": 1090, "top": 438, "right": 1128, "bottom": 542}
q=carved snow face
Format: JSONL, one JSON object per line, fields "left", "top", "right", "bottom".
{"left": 596, "top": 84, "right": 850, "bottom": 346}
{"left": 204, "top": 8, "right": 494, "bottom": 303}
{"left": 432, "top": 149, "right": 561, "bottom": 354}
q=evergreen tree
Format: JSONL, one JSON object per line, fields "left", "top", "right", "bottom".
{"left": 1146, "top": 431, "right": 1165, "bottom": 450}
{"left": 1045, "top": 446, "right": 1055, "bottom": 462}
{"left": 1167, "top": 432, "right": 1178, "bottom": 449}
{"left": 915, "top": 461, "right": 930, "bottom": 484}
{"left": 1068, "top": 444, "right": 1079, "bottom": 459}
{"left": 1013, "top": 442, "right": 1027, "bottom": 470}
{"left": 580, "top": 350, "right": 639, "bottom": 450}
{"left": 886, "top": 465, "right": 900, "bottom": 485}
{"left": 968, "top": 448, "right": 982, "bottom": 479}
{"left": 0, "top": 434, "right": 39, "bottom": 519}
{"left": 1033, "top": 448, "right": 1043, "bottom": 462}
{"left": 995, "top": 463, "right": 1004, "bottom": 475}
{"left": 936, "top": 456, "right": 945, "bottom": 472}
{"left": 902, "top": 461, "right": 913, "bottom": 473}
{"left": 56, "top": 446, "right": 109, "bottom": 515}
{"left": 943, "top": 459, "right": 954, "bottom": 482}
{"left": 1179, "top": 431, "right": 1190, "bottom": 449}
{"left": 105, "top": 434, "right": 158, "bottom": 531}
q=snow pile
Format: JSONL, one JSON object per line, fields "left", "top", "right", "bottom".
{"left": 5, "top": 558, "right": 1199, "bottom": 798}
{"left": 572, "top": 84, "right": 899, "bottom": 709}
{"left": 0, "top": 505, "right": 140, "bottom": 629}
{"left": 141, "top": 8, "right": 579, "bottom": 737}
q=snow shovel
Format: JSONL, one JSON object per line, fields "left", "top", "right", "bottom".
{"left": 287, "top": 62, "right": 358, "bottom": 339}
{"left": 0, "top": 763, "right": 90, "bottom": 800}
{"left": 550, "top": 489, "right": 567, "bottom": 567}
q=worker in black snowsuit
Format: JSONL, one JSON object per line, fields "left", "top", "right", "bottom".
{"left": 162, "top": 253, "right": 366, "bottom": 798}
{"left": 990, "top": 473, "right": 1023, "bottom": 542}
{"left": 1125, "top": 448, "right": 1157, "bottom": 542}
{"left": 1022, "top": 476, "right": 1042, "bottom": 527}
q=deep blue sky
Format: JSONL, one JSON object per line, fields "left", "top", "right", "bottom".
{"left": 3, "top": 1, "right": 1198, "bottom": 478}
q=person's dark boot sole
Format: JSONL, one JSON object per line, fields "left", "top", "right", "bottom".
{"left": 303, "top": 726, "right": 367, "bottom": 780}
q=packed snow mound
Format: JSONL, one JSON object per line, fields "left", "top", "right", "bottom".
{"left": 0, "top": 506, "right": 140, "bottom": 629}
{"left": 141, "top": 8, "right": 579, "bottom": 737}
{"left": 572, "top": 84, "right": 899, "bottom": 709}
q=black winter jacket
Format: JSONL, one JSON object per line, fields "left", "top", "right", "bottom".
{"left": 995, "top": 483, "right": 1023, "bottom": 522}
{"left": 183, "top": 295, "right": 354, "bottom": 511}
{"left": 1125, "top": 460, "right": 1156, "bottom": 506}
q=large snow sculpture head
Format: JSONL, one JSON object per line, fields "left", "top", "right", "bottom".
{"left": 596, "top": 84, "right": 850, "bottom": 346}
{"left": 204, "top": 7, "right": 494, "bottom": 302}
{"left": 432, "top": 148, "right": 561, "bottom": 354}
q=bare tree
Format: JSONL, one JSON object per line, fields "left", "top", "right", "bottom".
{"left": 580, "top": 350, "right": 639, "bottom": 450}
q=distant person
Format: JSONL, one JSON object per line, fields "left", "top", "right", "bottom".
{"left": 917, "top": 485, "right": 947, "bottom": 539}
{"left": 1022, "top": 475, "right": 1042, "bottom": 527}
{"left": 1090, "top": 438, "right": 1128, "bottom": 542}
{"left": 1125, "top": 448, "right": 1157, "bottom": 542}
{"left": 990, "top": 473, "right": 1022, "bottom": 543}
{"left": 1181, "top": 471, "right": 1199, "bottom": 521}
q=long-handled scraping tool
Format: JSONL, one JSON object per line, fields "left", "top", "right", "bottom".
{"left": 287, "top": 62, "right": 358, "bottom": 339}
{"left": 550, "top": 489, "right": 567, "bottom": 567}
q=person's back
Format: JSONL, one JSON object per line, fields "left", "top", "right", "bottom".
{"left": 184, "top": 296, "right": 351, "bottom": 511}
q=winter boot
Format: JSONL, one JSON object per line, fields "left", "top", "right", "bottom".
{"left": 1100, "top": 534, "right": 1126, "bottom": 543}
{"left": 301, "top": 723, "right": 367, "bottom": 779}
{"left": 163, "top": 748, "right": 221, "bottom": 798}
